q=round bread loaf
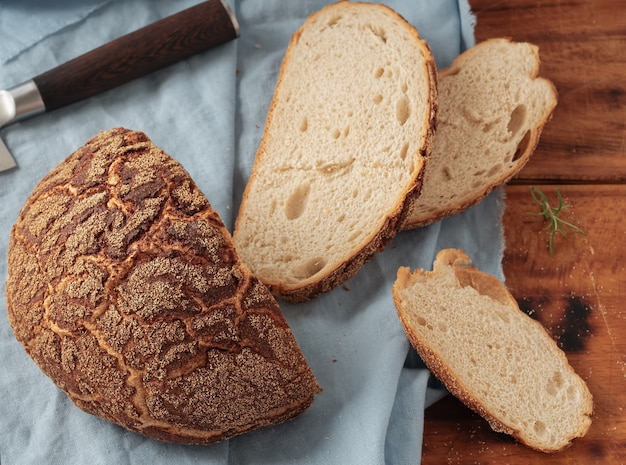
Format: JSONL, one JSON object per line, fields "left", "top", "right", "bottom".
{"left": 5, "top": 128, "right": 321, "bottom": 444}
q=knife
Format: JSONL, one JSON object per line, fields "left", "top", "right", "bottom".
{"left": 0, "top": 0, "right": 239, "bottom": 172}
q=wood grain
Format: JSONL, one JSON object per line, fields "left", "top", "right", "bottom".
{"left": 471, "top": 0, "right": 626, "bottom": 183}
{"left": 421, "top": 0, "right": 626, "bottom": 463}
{"left": 422, "top": 185, "right": 626, "bottom": 464}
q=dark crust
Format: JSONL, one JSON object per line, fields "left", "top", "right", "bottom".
{"left": 236, "top": 2, "right": 438, "bottom": 303}
{"left": 5, "top": 128, "right": 321, "bottom": 444}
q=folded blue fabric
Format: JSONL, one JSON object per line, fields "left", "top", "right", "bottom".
{"left": 0, "top": 1, "right": 503, "bottom": 464}
{"left": 0, "top": 0, "right": 110, "bottom": 64}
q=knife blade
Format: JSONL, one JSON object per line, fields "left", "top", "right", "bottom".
{"left": 0, "top": 0, "right": 239, "bottom": 172}
{"left": 0, "top": 139, "right": 16, "bottom": 172}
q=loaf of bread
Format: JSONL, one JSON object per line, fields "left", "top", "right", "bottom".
{"left": 5, "top": 128, "right": 321, "bottom": 444}
{"left": 392, "top": 249, "right": 593, "bottom": 452}
{"left": 402, "top": 38, "right": 558, "bottom": 229}
{"left": 234, "top": 1, "right": 437, "bottom": 302}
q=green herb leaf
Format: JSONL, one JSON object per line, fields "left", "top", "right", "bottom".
{"left": 529, "top": 186, "right": 586, "bottom": 255}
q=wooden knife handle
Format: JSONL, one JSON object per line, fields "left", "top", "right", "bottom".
{"left": 32, "top": 0, "right": 238, "bottom": 112}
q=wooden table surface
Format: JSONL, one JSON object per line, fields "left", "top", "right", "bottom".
{"left": 421, "top": 1, "right": 626, "bottom": 463}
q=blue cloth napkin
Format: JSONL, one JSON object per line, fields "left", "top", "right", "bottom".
{"left": 0, "top": 0, "right": 110, "bottom": 64}
{"left": 0, "top": 1, "right": 503, "bottom": 464}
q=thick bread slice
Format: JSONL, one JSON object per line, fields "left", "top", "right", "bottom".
{"left": 6, "top": 128, "right": 321, "bottom": 444}
{"left": 402, "top": 38, "right": 558, "bottom": 230}
{"left": 234, "top": 1, "right": 436, "bottom": 302}
{"left": 392, "top": 249, "right": 593, "bottom": 452}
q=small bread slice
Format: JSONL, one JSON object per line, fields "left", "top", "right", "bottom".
{"left": 234, "top": 1, "right": 436, "bottom": 302}
{"left": 392, "top": 249, "right": 593, "bottom": 452}
{"left": 402, "top": 38, "right": 558, "bottom": 230}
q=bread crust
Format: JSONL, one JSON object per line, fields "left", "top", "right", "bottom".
{"left": 402, "top": 38, "right": 558, "bottom": 230}
{"left": 393, "top": 249, "right": 593, "bottom": 452}
{"left": 6, "top": 128, "right": 321, "bottom": 444}
{"left": 235, "top": 1, "right": 437, "bottom": 302}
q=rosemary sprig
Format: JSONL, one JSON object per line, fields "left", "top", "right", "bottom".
{"left": 529, "top": 186, "right": 586, "bottom": 255}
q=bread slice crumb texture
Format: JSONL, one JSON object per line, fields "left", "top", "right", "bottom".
{"left": 403, "top": 38, "right": 558, "bottom": 229}
{"left": 234, "top": 2, "right": 436, "bottom": 302}
{"left": 392, "top": 249, "right": 592, "bottom": 452}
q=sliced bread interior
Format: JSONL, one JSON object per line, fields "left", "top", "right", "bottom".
{"left": 233, "top": 1, "right": 436, "bottom": 302}
{"left": 402, "top": 38, "right": 557, "bottom": 230}
{"left": 392, "top": 249, "right": 593, "bottom": 452}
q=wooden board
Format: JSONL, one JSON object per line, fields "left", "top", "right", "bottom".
{"left": 420, "top": 1, "right": 626, "bottom": 463}
{"left": 422, "top": 185, "right": 626, "bottom": 464}
{"left": 470, "top": 0, "right": 626, "bottom": 183}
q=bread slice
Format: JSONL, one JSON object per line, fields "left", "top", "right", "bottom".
{"left": 392, "top": 249, "right": 593, "bottom": 452}
{"left": 402, "top": 38, "right": 557, "bottom": 230}
{"left": 233, "top": 1, "right": 436, "bottom": 302}
{"left": 6, "top": 128, "right": 321, "bottom": 444}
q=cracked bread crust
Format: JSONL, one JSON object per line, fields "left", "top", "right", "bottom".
{"left": 6, "top": 128, "right": 321, "bottom": 444}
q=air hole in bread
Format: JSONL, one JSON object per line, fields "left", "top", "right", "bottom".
{"left": 401, "top": 83, "right": 408, "bottom": 94}
{"left": 343, "top": 126, "right": 350, "bottom": 137}
{"left": 533, "top": 420, "right": 547, "bottom": 436}
{"left": 482, "top": 121, "right": 496, "bottom": 133}
{"left": 547, "top": 370, "right": 565, "bottom": 396}
{"left": 396, "top": 95, "right": 410, "bottom": 125}
{"left": 399, "top": 142, "right": 409, "bottom": 160}
{"left": 331, "top": 128, "right": 341, "bottom": 139}
{"left": 299, "top": 117, "right": 308, "bottom": 132}
{"left": 473, "top": 169, "right": 486, "bottom": 176}
{"left": 567, "top": 385, "right": 576, "bottom": 400}
{"left": 373, "top": 94, "right": 383, "bottom": 104}
{"left": 284, "top": 183, "right": 311, "bottom": 220}
{"left": 487, "top": 163, "right": 503, "bottom": 177}
{"left": 507, "top": 104, "right": 527, "bottom": 135}
{"left": 512, "top": 130, "right": 531, "bottom": 162}
{"left": 327, "top": 15, "right": 342, "bottom": 27}
{"left": 296, "top": 257, "right": 326, "bottom": 280}
{"left": 374, "top": 67, "right": 384, "bottom": 78}
{"left": 367, "top": 24, "right": 387, "bottom": 43}
{"left": 348, "top": 229, "right": 361, "bottom": 242}
{"left": 416, "top": 316, "right": 427, "bottom": 326}
{"left": 442, "top": 166, "right": 453, "bottom": 181}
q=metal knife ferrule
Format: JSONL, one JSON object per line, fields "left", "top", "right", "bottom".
{"left": 3, "top": 81, "right": 46, "bottom": 126}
